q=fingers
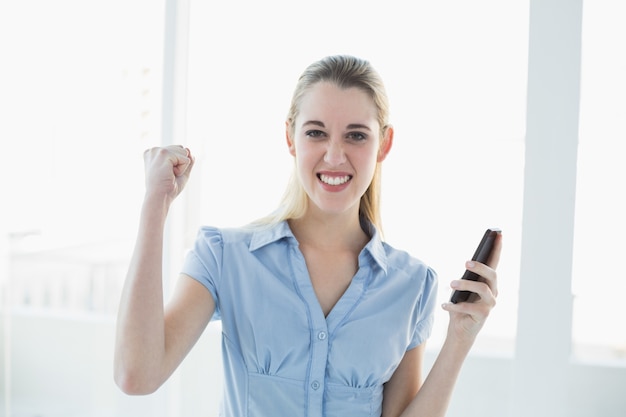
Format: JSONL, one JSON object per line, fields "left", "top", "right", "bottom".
{"left": 142, "top": 145, "right": 195, "bottom": 198}
{"left": 144, "top": 146, "right": 193, "bottom": 173}
{"left": 442, "top": 251, "right": 500, "bottom": 315}
{"left": 442, "top": 234, "right": 502, "bottom": 341}
{"left": 448, "top": 276, "right": 496, "bottom": 309}
{"left": 442, "top": 272, "right": 497, "bottom": 331}
{"left": 464, "top": 259, "right": 498, "bottom": 299}
{"left": 145, "top": 145, "right": 191, "bottom": 166}
{"left": 172, "top": 147, "right": 194, "bottom": 177}
{"left": 174, "top": 148, "right": 195, "bottom": 191}
{"left": 442, "top": 293, "right": 494, "bottom": 319}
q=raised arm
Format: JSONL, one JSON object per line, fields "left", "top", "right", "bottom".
{"left": 114, "top": 146, "right": 214, "bottom": 395}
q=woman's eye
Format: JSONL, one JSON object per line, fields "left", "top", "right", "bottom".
{"left": 347, "top": 132, "right": 367, "bottom": 141}
{"left": 305, "top": 130, "right": 325, "bottom": 138}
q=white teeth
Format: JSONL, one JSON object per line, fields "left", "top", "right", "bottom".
{"left": 319, "top": 174, "right": 351, "bottom": 185}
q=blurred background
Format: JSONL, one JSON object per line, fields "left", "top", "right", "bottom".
{"left": 0, "top": 0, "right": 624, "bottom": 416}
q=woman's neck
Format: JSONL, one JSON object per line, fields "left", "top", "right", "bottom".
{"left": 288, "top": 208, "right": 369, "bottom": 253}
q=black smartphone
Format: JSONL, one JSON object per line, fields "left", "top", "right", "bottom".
{"left": 450, "top": 228, "right": 501, "bottom": 304}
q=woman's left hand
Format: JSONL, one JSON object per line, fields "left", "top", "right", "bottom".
{"left": 442, "top": 233, "right": 502, "bottom": 343}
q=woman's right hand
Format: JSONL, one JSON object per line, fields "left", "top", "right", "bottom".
{"left": 143, "top": 145, "right": 195, "bottom": 203}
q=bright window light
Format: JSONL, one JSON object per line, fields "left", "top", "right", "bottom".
{"left": 186, "top": 0, "right": 528, "bottom": 353}
{"left": 573, "top": 0, "right": 626, "bottom": 362}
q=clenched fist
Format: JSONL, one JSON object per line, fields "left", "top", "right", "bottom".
{"left": 143, "top": 145, "right": 195, "bottom": 204}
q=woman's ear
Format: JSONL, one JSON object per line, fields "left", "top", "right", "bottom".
{"left": 286, "top": 121, "right": 296, "bottom": 156}
{"left": 377, "top": 125, "right": 394, "bottom": 162}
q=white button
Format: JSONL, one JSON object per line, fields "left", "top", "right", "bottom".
{"left": 317, "top": 331, "right": 327, "bottom": 340}
{"left": 311, "top": 381, "right": 320, "bottom": 390}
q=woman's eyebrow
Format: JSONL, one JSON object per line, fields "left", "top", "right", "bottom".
{"left": 346, "top": 123, "right": 371, "bottom": 131}
{"left": 302, "top": 120, "right": 325, "bottom": 128}
{"left": 301, "top": 121, "right": 372, "bottom": 131}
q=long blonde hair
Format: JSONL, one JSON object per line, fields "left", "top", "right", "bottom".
{"left": 256, "top": 55, "right": 391, "bottom": 233}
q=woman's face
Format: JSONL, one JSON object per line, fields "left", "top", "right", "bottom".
{"left": 287, "top": 81, "right": 392, "bottom": 218}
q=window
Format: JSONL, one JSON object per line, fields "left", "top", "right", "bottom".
{"left": 572, "top": 0, "right": 626, "bottom": 362}
{"left": 10, "top": 1, "right": 625, "bottom": 417}
{"left": 1, "top": 1, "right": 165, "bottom": 415}
{"left": 186, "top": 0, "right": 528, "bottom": 353}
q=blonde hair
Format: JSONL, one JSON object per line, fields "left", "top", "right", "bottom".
{"left": 256, "top": 55, "right": 391, "bottom": 233}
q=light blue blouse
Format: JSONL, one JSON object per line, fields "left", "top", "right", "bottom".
{"left": 181, "top": 220, "right": 438, "bottom": 417}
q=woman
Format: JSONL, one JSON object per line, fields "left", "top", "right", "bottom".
{"left": 114, "top": 55, "right": 501, "bottom": 417}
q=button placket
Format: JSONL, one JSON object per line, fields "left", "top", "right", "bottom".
{"left": 306, "top": 324, "right": 330, "bottom": 416}
{"left": 289, "top": 243, "right": 330, "bottom": 416}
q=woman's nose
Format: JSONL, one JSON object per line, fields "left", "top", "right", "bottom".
{"left": 324, "top": 138, "right": 346, "bottom": 166}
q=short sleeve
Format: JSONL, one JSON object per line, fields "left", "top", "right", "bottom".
{"left": 180, "top": 226, "right": 224, "bottom": 320}
{"left": 407, "top": 267, "right": 438, "bottom": 350}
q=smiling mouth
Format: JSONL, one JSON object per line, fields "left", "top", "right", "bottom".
{"left": 318, "top": 174, "right": 352, "bottom": 186}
